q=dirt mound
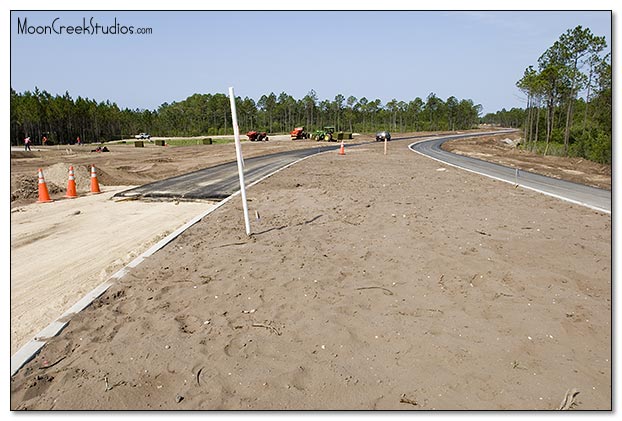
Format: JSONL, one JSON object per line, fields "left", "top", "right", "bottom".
{"left": 91, "top": 166, "right": 113, "bottom": 186}
{"left": 42, "top": 163, "right": 92, "bottom": 192}
{"left": 10, "top": 174, "right": 63, "bottom": 201}
{"left": 10, "top": 163, "right": 101, "bottom": 203}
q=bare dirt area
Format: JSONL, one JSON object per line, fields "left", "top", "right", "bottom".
{"left": 442, "top": 133, "right": 611, "bottom": 190}
{"left": 10, "top": 134, "right": 611, "bottom": 410}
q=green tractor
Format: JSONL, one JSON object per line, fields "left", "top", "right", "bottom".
{"left": 312, "top": 126, "right": 336, "bottom": 142}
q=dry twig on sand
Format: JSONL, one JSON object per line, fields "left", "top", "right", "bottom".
{"left": 558, "top": 388, "right": 579, "bottom": 410}
{"left": 39, "top": 356, "right": 66, "bottom": 369}
{"left": 400, "top": 394, "right": 418, "bottom": 406}
{"left": 252, "top": 323, "right": 281, "bottom": 336}
{"left": 196, "top": 367, "right": 203, "bottom": 386}
{"left": 355, "top": 286, "right": 394, "bottom": 295}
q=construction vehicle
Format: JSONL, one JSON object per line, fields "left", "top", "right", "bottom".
{"left": 246, "top": 131, "right": 269, "bottom": 142}
{"left": 290, "top": 126, "right": 309, "bottom": 140}
{"left": 312, "top": 126, "right": 336, "bottom": 142}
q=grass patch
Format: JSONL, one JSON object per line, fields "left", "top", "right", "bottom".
{"left": 163, "top": 137, "right": 235, "bottom": 147}
{"left": 520, "top": 141, "right": 566, "bottom": 157}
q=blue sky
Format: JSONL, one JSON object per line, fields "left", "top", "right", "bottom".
{"left": 10, "top": 10, "right": 612, "bottom": 115}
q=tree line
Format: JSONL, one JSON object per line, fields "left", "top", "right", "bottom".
{"left": 10, "top": 87, "right": 484, "bottom": 146}
{"left": 482, "top": 25, "right": 611, "bottom": 164}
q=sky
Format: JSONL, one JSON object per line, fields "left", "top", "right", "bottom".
{"left": 9, "top": 9, "right": 612, "bottom": 115}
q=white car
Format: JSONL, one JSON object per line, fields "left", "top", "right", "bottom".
{"left": 135, "top": 133, "right": 151, "bottom": 139}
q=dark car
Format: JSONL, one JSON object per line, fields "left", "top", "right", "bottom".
{"left": 375, "top": 131, "right": 391, "bottom": 141}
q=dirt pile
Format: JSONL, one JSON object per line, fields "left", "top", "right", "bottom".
{"left": 42, "top": 163, "right": 94, "bottom": 192}
{"left": 10, "top": 163, "right": 95, "bottom": 202}
{"left": 10, "top": 174, "right": 63, "bottom": 202}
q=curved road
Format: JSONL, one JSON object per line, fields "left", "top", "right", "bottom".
{"left": 408, "top": 130, "right": 611, "bottom": 214}
{"left": 115, "top": 130, "right": 610, "bottom": 214}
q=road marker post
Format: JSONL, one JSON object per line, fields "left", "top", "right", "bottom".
{"left": 384, "top": 137, "right": 388, "bottom": 155}
{"left": 228, "top": 87, "right": 251, "bottom": 236}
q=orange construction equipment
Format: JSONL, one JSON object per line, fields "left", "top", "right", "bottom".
{"left": 90, "top": 164, "right": 101, "bottom": 194}
{"left": 64, "top": 165, "right": 78, "bottom": 198}
{"left": 338, "top": 140, "right": 345, "bottom": 156}
{"left": 36, "top": 168, "right": 53, "bottom": 203}
{"left": 290, "top": 126, "right": 309, "bottom": 140}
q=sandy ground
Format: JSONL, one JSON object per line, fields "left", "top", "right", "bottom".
{"left": 10, "top": 135, "right": 611, "bottom": 410}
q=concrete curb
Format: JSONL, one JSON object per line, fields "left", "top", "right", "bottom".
{"left": 408, "top": 135, "right": 611, "bottom": 215}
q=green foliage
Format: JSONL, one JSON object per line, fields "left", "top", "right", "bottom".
{"left": 481, "top": 108, "right": 525, "bottom": 128}
{"left": 10, "top": 87, "right": 484, "bottom": 146}
{"left": 510, "top": 25, "right": 610, "bottom": 164}
{"left": 568, "top": 128, "right": 611, "bottom": 164}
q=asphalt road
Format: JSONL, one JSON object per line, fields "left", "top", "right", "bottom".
{"left": 116, "top": 130, "right": 610, "bottom": 214}
{"left": 114, "top": 142, "right": 353, "bottom": 201}
{"left": 408, "top": 130, "right": 611, "bottom": 214}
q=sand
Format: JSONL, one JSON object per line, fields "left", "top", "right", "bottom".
{"left": 10, "top": 138, "right": 611, "bottom": 410}
{"left": 10, "top": 187, "right": 213, "bottom": 355}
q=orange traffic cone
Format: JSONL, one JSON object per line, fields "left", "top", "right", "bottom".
{"left": 64, "top": 165, "right": 78, "bottom": 198}
{"left": 36, "top": 168, "right": 53, "bottom": 203}
{"left": 90, "top": 164, "right": 101, "bottom": 194}
{"left": 338, "top": 140, "right": 345, "bottom": 156}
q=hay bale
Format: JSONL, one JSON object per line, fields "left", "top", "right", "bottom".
{"left": 134, "top": 141, "right": 144, "bottom": 147}
{"left": 155, "top": 140, "right": 165, "bottom": 146}
{"left": 335, "top": 132, "right": 344, "bottom": 140}
{"left": 202, "top": 138, "right": 213, "bottom": 145}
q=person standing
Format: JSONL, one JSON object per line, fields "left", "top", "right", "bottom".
{"left": 76, "top": 136, "right": 81, "bottom": 146}
{"left": 24, "top": 136, "right": 32, "bottom": 151}
{"left": 42, "top": 135, "right": 48, "bottom": 145}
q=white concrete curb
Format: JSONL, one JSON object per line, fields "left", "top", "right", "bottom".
{"left": 408, "top": 137, "right": 611, "bottom": 215}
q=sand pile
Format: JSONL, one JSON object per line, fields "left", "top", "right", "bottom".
{"left": 41, "top": 163, "right": 93, "bottom": 192}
